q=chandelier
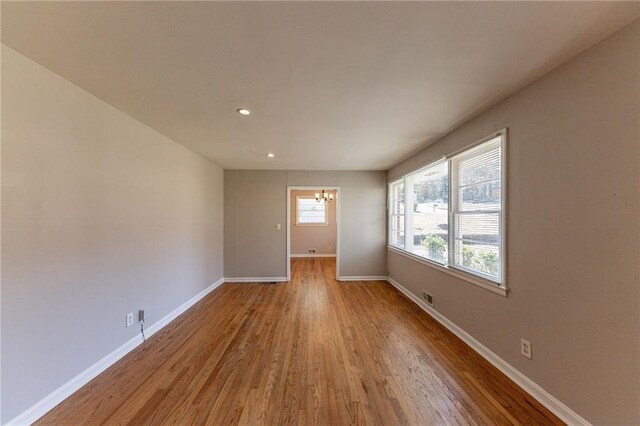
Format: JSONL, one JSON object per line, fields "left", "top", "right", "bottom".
{"left": 315, "top": 190, "right": 334, "bottom": 203}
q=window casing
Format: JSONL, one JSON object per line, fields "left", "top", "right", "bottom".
{"left": 296, "top": 196, "right": 328, "bottom": 225}
{"left": 388, "top": 130, "right": 506, "bottom": 290}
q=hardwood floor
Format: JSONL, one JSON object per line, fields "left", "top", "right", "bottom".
{"left": 38, "top": 258, "right": 562, "bottom": 425}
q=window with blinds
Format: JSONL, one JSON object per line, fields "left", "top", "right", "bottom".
{"left": 450, "top": 137, "right": 503, "bottom": 282}
{"left": 296, "top": 197, "right": 328, "bottom": 225}
{"left": 387, "top": 131, "right": 505, "bottom": 287}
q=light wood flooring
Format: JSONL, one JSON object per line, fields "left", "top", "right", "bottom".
{"left": 38, "top": 257, "right": 562, "bottom": 425}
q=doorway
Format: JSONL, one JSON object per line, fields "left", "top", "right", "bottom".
{"left": 286, "top": 186, "right": 340, "bottom": 281}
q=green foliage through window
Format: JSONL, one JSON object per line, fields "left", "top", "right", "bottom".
{"left": 462, "top": 246, "right": 499, "bottom": 277}
{"left": 421, "top": 235, "right": 447, "bottom": 264}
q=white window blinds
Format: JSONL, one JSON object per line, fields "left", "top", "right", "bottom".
{"left": 297, "top": 197, "right": 327, "bottom": 225}
{"left": 450, "top": 137, "right": 503, "bottom": 282}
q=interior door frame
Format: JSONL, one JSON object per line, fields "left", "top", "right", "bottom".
{"left": 286, "top": 186, "right": 341, "bottom": 281}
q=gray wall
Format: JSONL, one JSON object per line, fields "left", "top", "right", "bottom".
{"left": 224, "top": 170, "right": 386, "bottom": 278}
{"left": 1, "top": 46, "right": 224, "bottom": 422}
{"left": 387, "top": 21, "right": 639, "bottom": 425}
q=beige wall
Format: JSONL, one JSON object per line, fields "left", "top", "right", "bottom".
{"left": 224, "top": 170, "right": 386, "bottom": 278}
{"left": 1, "top": 46, "right": 224, "bottom": 422}
{"left": 387, "top": 20, "right": 640, "bottom": 425}
{"left": 290, "top": 190, "right": 337, "bottom": 256}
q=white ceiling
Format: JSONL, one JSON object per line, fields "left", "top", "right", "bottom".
{"left": 2, "top": 2, "right": 638, "bottom": 170}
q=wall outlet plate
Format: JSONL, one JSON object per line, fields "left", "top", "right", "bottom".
{"left": 521, "top": 338, "right": 532, "bottom": 359}
{"left": 308, "top": 249, "right": 317, "bottom": 254}
{"left": 126, "top": 312, "right": 134, "bottom": 328}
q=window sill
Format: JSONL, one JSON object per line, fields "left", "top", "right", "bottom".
{"left": 386, "top": 246, "right": 508, "bottom": 297}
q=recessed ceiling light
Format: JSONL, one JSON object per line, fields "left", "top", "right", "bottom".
{"left": 237, "top": 108, "right": 251, "bottom": 116}
{"left": 267, "top": 153, "right": 275, "bottom": 158}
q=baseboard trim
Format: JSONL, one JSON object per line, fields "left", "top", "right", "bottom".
{"left": 6, "top": 277, "right": 225, "bottom": 426}
{"left": 386, "top": 277, "right": 591, "bottom": 426}
{"left": 9, "top": 275, "right": 590, "bottom": 425}
{"left": 337, "top": 276, "right": 388, "bottom": 281}
{"left": 224, "top": 277, "right": 288, "bottom": 283}
{"left": 290, "top": 254, "right": 337, "bottom": 258}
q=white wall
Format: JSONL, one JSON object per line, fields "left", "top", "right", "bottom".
{"left": 224, "top": 170, "right": 386, "bottom": 278}
{"left": 1, "top": 46, "right": 224, "bottom": 422}
{"left": 387, "top": 20, "right": 639, "bottom": 425}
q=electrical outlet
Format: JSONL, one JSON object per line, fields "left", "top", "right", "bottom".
{"left": 275, "top": 223, "right": 281, "bottom": 231}
{"left": 308, "top": 249, "right": 316, "bottom": 254}
{"left": 126, "top": 312, "right": 134, "bottom": 328}
{"left": 422, "top": 291, "right": 434, "bottom": 306}
{"left": 521, "top": 338, "right": 532, "bottom": 359}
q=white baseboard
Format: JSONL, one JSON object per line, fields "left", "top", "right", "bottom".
{"left": 337, "top": 276, "right": 388, "bottom": 281}
{"left": 6, "top": 277, "right": 225, "bottom": 426}
{"left": 9, "top": 274, "right": 590, "bottom": 426}
{"left": 291, "top": 254, "right": 336, "bottom": 258}
{"left": 224, "top": 277, "right": 288, "bottom": 283}
{"left": 386, "top": 277, "right": 591, "bottom": 426}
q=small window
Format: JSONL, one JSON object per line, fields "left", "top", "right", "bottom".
{"left": 388, "top": 179, "right": 405, "bottom": 249}
{"left": 296, "top": 197, "right": 328, "bottom": 225}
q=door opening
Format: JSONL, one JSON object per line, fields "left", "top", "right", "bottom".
{"left": 286, "top": 186, "right": 340, "bottom": 280}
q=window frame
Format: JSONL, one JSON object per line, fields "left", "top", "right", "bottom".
{"left": 296, "top": 196, "right": 329, "bottom": 226}
{"left": 387, "top": 129, "right": 508, "bottom": 296}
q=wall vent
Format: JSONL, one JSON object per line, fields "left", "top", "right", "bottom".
{"left": 422, "top": 291, "right": 434, "bottom": 306}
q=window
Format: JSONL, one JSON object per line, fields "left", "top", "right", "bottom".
{"left": 387, "top": 131, "right": 506, "bottom": 289}
{"left": 450, "top": 138, "right": 503, "bottom": 282}
{"left": 296, "top": 197, "right": 327, "bottom": 225}
{"left": 405, "top": 161, "right": 448, "bottom": 264}
{"left": 388, "top": 179, "right": 405, "bottom": 248}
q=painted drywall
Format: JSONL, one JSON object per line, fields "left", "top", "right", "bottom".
{"left": 1, "top": 46, "right": 224, "bottom": 422}
{"left": 291, "top": 190, "right": 337, "bottom": 256}
{"left": 224, "top": 171, "right": 386, "bottom": 278}
{"left": 386, "top": 20, "right": 640, "bottom": 425}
